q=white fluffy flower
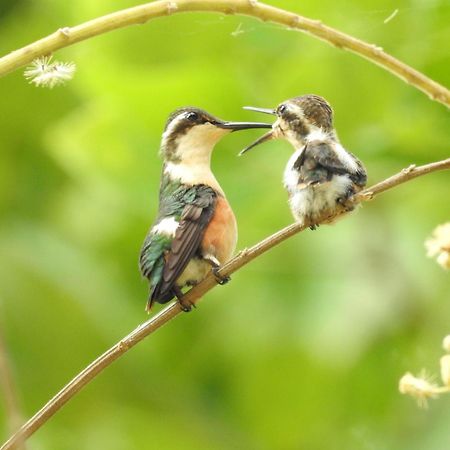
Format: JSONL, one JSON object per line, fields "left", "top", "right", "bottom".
{"left": 24, "top": 56, "right": 76, "bottom": 88}
{"left": 399, "top": 371, "right": 438, "bottom": 408}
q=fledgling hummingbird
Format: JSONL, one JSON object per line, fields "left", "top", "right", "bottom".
{"left": 240, "top": 95, "right": 367, "bottom": 228}
{"left": 140, "top": 107, "right": 271, "bottom": 312}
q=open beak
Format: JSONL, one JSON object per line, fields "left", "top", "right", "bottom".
{"left": 238, "top": 130, "right": 274, "bottom": 155}
{"left": 215, "top": 121, "right": 272, "bottom": 131}
{"left": 238, "top": 105, "right": 277, "bottom": 155}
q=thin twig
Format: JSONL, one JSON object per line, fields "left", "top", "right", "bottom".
{"left": 1, "top": 157, "right": 449, "bottom": 450}
{"left": 0, "top": 0, "right": 449, "bottom": 106}
{"left": 0, "top": 326, "right": 26, "bottom": 450}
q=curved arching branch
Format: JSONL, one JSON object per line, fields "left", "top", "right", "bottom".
{"left": 1, "top": 157, "right": 449, "bottom": 450}
{"left": 0, "top": 0, "right": 449, "bottom": 106}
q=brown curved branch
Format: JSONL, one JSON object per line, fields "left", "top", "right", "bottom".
{"left": 1, "top": 157, "right": 449, "bottom": 450}
{"left": 0, "top": 0, "right": 449, "bottom": 106}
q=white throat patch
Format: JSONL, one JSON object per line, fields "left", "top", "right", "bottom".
{"left": 163, "top": 123, "right": 229, "bottom": 195}
{"left": 174, "top": 123, "right": 229, "bottom": 164}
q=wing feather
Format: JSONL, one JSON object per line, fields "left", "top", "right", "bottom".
{"left": 294, "top": 142, "right": 366, "bottom": 186}
{"left": 151, "top": 186, "right": 217, "bottom": 301}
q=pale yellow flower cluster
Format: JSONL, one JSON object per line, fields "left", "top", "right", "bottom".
{"left": 399, "top": 335, "right": 450, "bottom": 408}
{"left": 425, "top": 223, "right": 450, "bottom": 269}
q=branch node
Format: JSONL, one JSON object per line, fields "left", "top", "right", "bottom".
{"left": 238, "top": 247, "right": 250, "bottom": 257}
{"left": 371, "top": 44, "right": 384, "bottom": 56}
{"left": 360, "top": 191, "right": 374, "bottom": 201}
{"left": 224, "top": 7, "right": 237, "bottom": 15}
{"left": 166, "top": 2, "right": 178, "bottom": 15}
{"left": 403, "top": 164, "right": 417, "bottom": 174}
{"left": 58, "top": 27, "right": 71, "bottom": 38}
{"left": 290, "top": 15, "right": 300, "bottom": 28}
{"left": 118, "top": 340, "right": 130, "bottom": 351}
{"left": 248, "top": 0, "right": 258, "bottom": 8}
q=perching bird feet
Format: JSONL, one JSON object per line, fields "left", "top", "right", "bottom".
{"left": 204, "top": 254, "right": 231, "bottom": 285}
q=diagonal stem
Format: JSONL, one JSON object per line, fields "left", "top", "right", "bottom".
{"left": 0, "top": 326, "right": 26, "bottom": 450}
{"left": 1, "top": 157, "right": 449, "bottom": 450}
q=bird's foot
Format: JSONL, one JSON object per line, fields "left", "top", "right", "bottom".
{"left": 173, "top": 286, "right": 196, "bottom": 312}
{"left": 178, "top": 297, "right": 196, "bottom": 312}
{"left": 337, "top": 196, "right": 355, "bottom": 211}
{"left": 337, "top": 186, "right": 356, "bottom": 211}
{"left": 212, "top": 267, "right": 231, "bottom": 285}
{"left": 204, "top": 254, "right": 231, "bottom": 285}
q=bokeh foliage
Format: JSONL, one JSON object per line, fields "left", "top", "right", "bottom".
{"left": 0, "top": 0, "right": 449, "bottom": 449}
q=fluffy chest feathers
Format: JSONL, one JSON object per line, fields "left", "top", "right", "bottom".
{"left": 283, "top": 141, "right": 361, "bottom": 225}
{"left": 285, "top": 174, "right": 354, "bottom": 224}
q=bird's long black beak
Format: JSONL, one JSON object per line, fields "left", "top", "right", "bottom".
{"left": 239, "top": 130, "right": 274, "bottom": 156}
{"left": 242, "top": 106, "right": 277, "bottom": 116}
{"left": 216, "top": 121, "right": 272, "bottom": 131}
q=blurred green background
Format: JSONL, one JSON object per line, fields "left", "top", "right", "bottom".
{"left": 0, "top": 0, "right": 449, "bottom": 449}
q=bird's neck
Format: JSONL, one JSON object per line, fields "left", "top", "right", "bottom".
{"left": 163, "top": 152, "right": 224, "bottom": 196}
{"left": 288, "top": 127, "right": 337, "bottom": 150}
{"left": 161, "top": 126, "right": 230, "bottom": 196}
{"left": 305, "top": 127, "right": 337, "bottom": 143}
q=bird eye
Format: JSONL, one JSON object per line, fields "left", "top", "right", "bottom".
{"left": 278, "top": 105, "right": 287, "bottom": 115}
{"left": 186, "top": 112, "right": 199, "bottom": 121}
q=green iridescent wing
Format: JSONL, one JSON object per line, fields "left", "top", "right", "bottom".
{"left": 157, "top": 187, "right": 216, "bottom": 297}
{"left": 140, "top": 232, "right": 172, "bottom": 287}
{"left": 139, "top": 177, "right": 191, "bottom": 286}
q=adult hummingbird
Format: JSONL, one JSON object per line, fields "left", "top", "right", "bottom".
{"left": 240, "top": 95, "right": 367, "bottom": 228}
{"left": 140, "top": 107, "right": 270, "bottom": 312}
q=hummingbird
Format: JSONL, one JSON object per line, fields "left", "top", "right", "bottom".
{"left": 140, "top": 107, "right": 271, "bottom": 312}
{"left": 240, "top": 95, "right": 367, "bottom": 229}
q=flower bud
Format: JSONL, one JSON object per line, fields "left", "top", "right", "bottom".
{"left": 440, "top": 355, "right": 450, "bottom": 387}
